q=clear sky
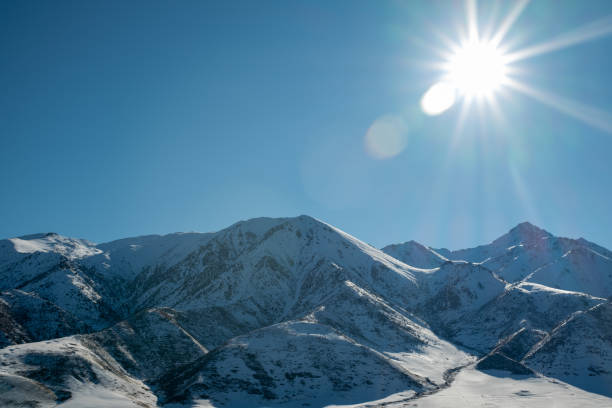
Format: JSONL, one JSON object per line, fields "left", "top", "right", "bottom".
{"left": 2, "top": 0, "right": 612, "bottom": 250}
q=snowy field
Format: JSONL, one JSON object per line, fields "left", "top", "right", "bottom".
{"left": 388, "top": 368, "right": 612, "bottom": 408}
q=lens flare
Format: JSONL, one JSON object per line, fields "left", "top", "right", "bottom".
{"left": 421, "top": 82, "right": 456, "bottom": 116}
{"left": 364, "top": 115, "right": 408, "bottom": 159}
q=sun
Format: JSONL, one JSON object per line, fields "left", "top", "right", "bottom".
{"left": 421, "top": 39, "right": 509, "bottom": 116}
{"left": 446, "top": 41, "right": 508, "bottom": 97}
{"left": 417, "top": 0, "right": 612, "bottom": 133}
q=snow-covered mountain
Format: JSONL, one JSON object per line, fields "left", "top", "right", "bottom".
{"left": 0, "top": 217, "right": 611, "bottom": 407}
{"left": 427, "top": 222, "right": 612, "bottom": 297}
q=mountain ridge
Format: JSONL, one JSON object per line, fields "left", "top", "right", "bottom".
{"left": 0, "top": 216, "right": 611, "bottom": 407}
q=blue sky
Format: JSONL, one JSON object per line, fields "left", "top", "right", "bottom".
{"left": 1, "top": 0, "right": 612, "bottom": 250}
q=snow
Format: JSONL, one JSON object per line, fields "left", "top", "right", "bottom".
{"left": 87, "top": 231, "right": 213, "bottom": 279}
{"left": 382, "top": 240, "right": 448, "bottom": 269}
{"left": 515, "top": 281, "right": 603, "bottom": 297}
{"left": 399, "top": 367, "right": 612, "bottom": 408}
{"left": 163, "top": 367, "right": 612, "bottom": 407}
{"left": 57, "top": 383, "right": 152, "bottom": 408}
{"left": 169, "top": 319, "right": 426, "bottom": 407}
{"left": 385, "top": 344, "right": 473, "bottom": 385}
{"left": 8, "top": 233, "right": 101, "bottom": 260}
{"left": 0, "top": 336, "right": 157, "bottom": 407}
{"left": 16, "top": 267, "right": 111, "bottom": 330}
{"left": 0, "top": 372, "right": 56, "bottom": 408}
{"left": 523, "top": 246, "right": 612, "bottom": 298}
{"left": 524, "top": 301, "right": 612, "bottom": 397}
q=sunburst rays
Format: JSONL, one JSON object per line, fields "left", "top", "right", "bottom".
{"left": 420, "top": 0, "right": 612, "bottom": 136}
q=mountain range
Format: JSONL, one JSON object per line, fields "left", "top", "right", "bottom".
{"left": 0, "top": 216, "right": 611, "bottom": 407}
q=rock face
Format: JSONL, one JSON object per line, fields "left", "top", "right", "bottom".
{"left": 0, "top": 216, "right": 611, "bottom": 406}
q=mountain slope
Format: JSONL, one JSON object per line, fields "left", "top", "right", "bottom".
{"left": 162, "top": 320, "right": 430, "bottom": 407}
{"left": 0, "top": 336, "right": 157, "bottom": 408}
{"left": 524, "top": 301, "right": 612, "bottom": 397}
{"left": 523, "top": 246, "right": 612, "bottom": 298}
{"left": 381, "top": 240, "right": 448, "bottom": 269}
{"left": 411, "top": 262, "right": 506, "bottom": 329}
{"left": 83, "top": 307, "right": 209, "bottom": 384}
{"left": 0, "top": 289, "right": 89, "bottom": 347}
{"left": 449, "top": 282, "right": 605, "bottom": 353}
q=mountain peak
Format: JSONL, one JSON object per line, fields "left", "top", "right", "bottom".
{"left": 381, "top": 239, "right": 448, "bottom": 269}
{"left": 494, "top": 221, "right": 552, "bottom": 247}
{"left": 5, "top": 232, "right": 101, "bottom": 260}
{"left": 510, "top": 221, "right": 546, "bottom": 233}
{"left": 15, "top": 232, "right": 60, "bottom": 240}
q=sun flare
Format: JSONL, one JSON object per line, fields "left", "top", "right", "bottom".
{"left": 422, "top": 39, "right": 510, "bottom": 116}
{"left": 447, "top": 41, "right": 508, "bottom": 97}
{"left": 419, "top": 0, "right": 612, "bottom": 130}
